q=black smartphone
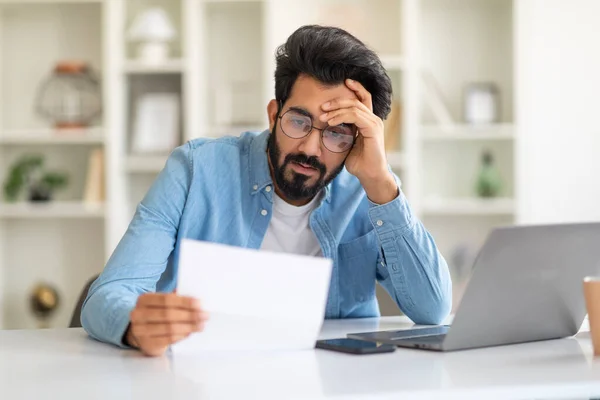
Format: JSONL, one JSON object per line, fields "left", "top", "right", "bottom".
{"left": 315, "top": 338, "right": 396, "bottom": 355}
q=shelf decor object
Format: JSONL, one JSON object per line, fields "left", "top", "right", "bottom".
{"left": 35, "top": 61, "right": 102, "bottom": 129}
{"left": 127, "top": 7, "right": 176, "bottom": 65}
{"left": 131, "top": 93, "right": 180, "bottom": 154}
{"left": 29, "top": 282, "right": 60, "bottom": 329}
{"left": 463, "top": 82, "right": 500, "bottom": 125}
{"left": 475, "top": 150, "right": 503, "bottom": 198}
{"left": 3, "top": 154, "right": 69, "bottom": 202}
{"left": 83, "top": 148, "right": 105, "bottom": 204}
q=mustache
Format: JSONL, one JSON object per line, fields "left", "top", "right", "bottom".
{"left": 284, "top": 153, "right": 326, "bottom": 174}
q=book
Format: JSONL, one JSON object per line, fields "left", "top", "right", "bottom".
{"left": 83, "top": 148, "right": 104, "bottom": 204}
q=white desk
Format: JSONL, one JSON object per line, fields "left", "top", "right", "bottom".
{"left": 1, "top": 317, "right": 599, "bottom": 400}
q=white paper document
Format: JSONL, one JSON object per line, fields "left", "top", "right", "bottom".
{"left": 171, "top": 239, "right": 333, "bottom": 354}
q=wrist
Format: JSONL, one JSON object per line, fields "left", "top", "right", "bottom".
{"left": 361, "top": 173, "right": 398, "bottom": 205}
{"left": 124, "top": 324, "right": 139, "bottom": 348}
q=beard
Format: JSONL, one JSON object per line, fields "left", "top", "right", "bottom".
{"left": 267, "top": 128, "right": 345, "bottom": 202}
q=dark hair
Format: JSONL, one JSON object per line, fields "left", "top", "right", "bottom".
{"left": 274, "top": 25, "right": 393, "bottom": 120}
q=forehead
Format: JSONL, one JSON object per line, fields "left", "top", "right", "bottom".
{"left": 286, "top": 74, "right": 356, "bottom": 109}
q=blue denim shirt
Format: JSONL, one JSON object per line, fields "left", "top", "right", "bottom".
{"left": 81, "top": 130, "right": 452, "bottom": 347}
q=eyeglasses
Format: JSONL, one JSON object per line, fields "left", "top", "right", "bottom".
{"left": 277, "top": 108, "right": 355, "bottom": 153}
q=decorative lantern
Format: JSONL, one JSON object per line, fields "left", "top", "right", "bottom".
{"left": 35, "top": 61, "right": 102, "bottom": 129}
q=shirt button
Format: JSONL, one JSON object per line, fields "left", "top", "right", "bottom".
{"left": 376, "top": 220, "right": 384, "bottom": 227}
{"left": 265, "top": 186, "right": 272, "bottom": 192}
{"left": 253, "top": 185, "right": 258, "bottom": 190}
{"left": 261, "top": 209, "right": 268, "bottom": 216}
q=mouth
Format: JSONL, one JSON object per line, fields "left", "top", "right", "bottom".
{"left": 290, "top": 161, "right": 318, "bottom": 176}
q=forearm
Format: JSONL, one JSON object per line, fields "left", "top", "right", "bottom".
{"left": 81, "top": 145, "right": 191, "bottom": 347}
{"left": 369, "top": 190, "right": 452, "bottom": 324}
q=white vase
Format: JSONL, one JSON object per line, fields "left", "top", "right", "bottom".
{"left": 136, "top": 41, "right": 170, "bottom": 65}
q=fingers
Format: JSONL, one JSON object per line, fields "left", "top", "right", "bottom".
{"left": 131, "top": 321, "right": 205, "bottom": 338}
{"left": 320, "top": 108, "right": 380, "bottom": 134}
{"left": 139, "top": 334, "right": 190, "bottom": 357}
{"left": 131, "top": 307, "right": 209, "bottom": 324}
{"left": 321, "top": 98, "right": 370, "bottom": 114}
{"left": 137, "top": 292, "right": 201, "bottom": 311}
{"left": 128, "top": 293, "right": 209, "bottom": 357}
{"left": 345, "top": 79, "right": 373, "bottom": 111}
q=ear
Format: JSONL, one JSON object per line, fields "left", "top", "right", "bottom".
{"left": 267, "top": 99, "right": 279, "bottom": 132}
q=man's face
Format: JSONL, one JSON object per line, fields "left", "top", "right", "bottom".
{"left": 267, "top": 74, "right": 356, "bottom": 205}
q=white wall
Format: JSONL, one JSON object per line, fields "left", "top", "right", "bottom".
{"left": 516, "top": 0, "right": 600, "bottom": 224}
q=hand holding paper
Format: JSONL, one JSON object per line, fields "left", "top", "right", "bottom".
{"left": 126, "top": 292, "right": 209, "bottom": 356}
{"left": 172, "top": 239, "right": 333, "bottom": 354}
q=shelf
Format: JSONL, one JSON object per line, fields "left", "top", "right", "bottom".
{"left": 124, "top": 59, "right": 185, "bottom": 74}
{"left": 380, "top": 55, "right": 405, "bottom": 71}
{"left": 203, "top": 0, "right": 263, "bottom": 2}
{"left": 422, "top": 197, "right": 515, "bottom": 216}
{"left": 421, "top": 124, "right": 515, "bottom": 141}
{"left": 206, "top": 125, "right": 265, "bottom": 137}
{"left": 0, "top": 201, "right": 105, "bottom": 219}
{"left": 0, "top": 0, "right": 103, "bottom": 3}
{"left": 386, "top": 151, "right": 405, "bottom": 169}
{"left": 126, "top": 154, "right": 169, "bottom": 173}
{"left": 0, "top": 127, "right": 104, "bottom": 145}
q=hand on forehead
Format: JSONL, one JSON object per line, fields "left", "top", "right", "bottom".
{"left": 287, "top": 74, "right": 359, "bottom": 116}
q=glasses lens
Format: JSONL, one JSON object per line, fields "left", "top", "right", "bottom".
{"left": 281, "top": 111, "right": 312, "bottom": 138}
{"left": 323, "top": 125, "right": 354, "bottom": 152}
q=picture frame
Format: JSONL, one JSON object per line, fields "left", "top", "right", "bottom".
{"left": 131, "top": 93, "right": 180, "bottom": 154}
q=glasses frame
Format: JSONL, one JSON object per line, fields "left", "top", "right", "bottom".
{"left": 276, "top": 102, "right": 356, "bottom": 154}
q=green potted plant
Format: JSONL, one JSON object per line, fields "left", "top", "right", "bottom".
{"left": 3, "top": 154, "right": 69, "bottom": 202}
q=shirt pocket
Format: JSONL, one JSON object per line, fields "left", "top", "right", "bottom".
{"left": 338, "top": 230, "right": 379, "bottom": 306}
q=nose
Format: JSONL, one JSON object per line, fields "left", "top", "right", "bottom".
{"left": 297, "top": 128, "right": 322, "bottom": 158}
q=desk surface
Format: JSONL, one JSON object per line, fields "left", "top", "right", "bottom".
{"left": 1, "top": 317, "right": 599, "bottom": 400}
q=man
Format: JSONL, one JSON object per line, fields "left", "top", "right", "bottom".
{"left": 82, "top": 25, "right": 451, "bottom": 356}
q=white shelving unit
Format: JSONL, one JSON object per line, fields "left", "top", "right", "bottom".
{"left": 0, "top": 127, "right": 104, "bottom": 145}
{"left": 10, "top": 0, "right": 596, "bottom": 326}
{"left": 0, "top": 201, "right": 105, "bottom": 219}
{"left": 422, "top": 197, "right": 515, "bottom": 216}
{"left": 386, "top": 151, "right": 406, "bottom": 170}
{"left": 123, "top": 59, "right": 186, "bottom": 74}
{"left": 420, "top": 124, "right": 515, "bottom": 141}
{"left": 0, "top": 0, "right": 512, "bottom": 326}
{"left": 415, "top": 0, "right": 517, "bottom": 309}
{"left": 125, "top": 154, "right": 168, "bottom": 173}
{"left": 0, "top": 0, "right": 107, "bottom": 329}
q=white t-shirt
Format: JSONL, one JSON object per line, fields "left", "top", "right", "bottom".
{"left": 260, "top": 191, "right": 323, "bottom": 257}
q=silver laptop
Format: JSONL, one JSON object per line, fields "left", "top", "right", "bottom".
{"left": 348, "top": 223, "right": 600, "bottom": 351}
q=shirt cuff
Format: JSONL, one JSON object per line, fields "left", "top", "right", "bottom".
{"left": 367, "top": 190, "right": 413, "bottom": 236}
{"left": 107, "top": 299, "right": 137, "bottom": 349}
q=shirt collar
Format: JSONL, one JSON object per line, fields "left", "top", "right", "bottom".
{"left": 248, "top": 129, "right": 332, "bottom": 203}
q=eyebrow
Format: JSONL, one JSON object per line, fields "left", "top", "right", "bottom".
{"left": 287, "top": 106, "right": 314, "bottom": 119}
{"left": 286, "top": 105, "right": 355, "bottom": 131}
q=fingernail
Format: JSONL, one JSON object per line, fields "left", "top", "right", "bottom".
{"left": 346, "top": 79, "right": 354, "bottom": 84}
{"left": 322, "top": 102, "right": 331, "bottom": 109}
{"left": 199, "top": 311, "right": 210, "bottom": 320}
{"left": 196, "top": 321, "right": 204, "bottom": 331}
{"left": 192, "top": 299, "right": 201, "bottom": 309}
{"left": 319, "top": 113, "right": 328, "bottom": 121}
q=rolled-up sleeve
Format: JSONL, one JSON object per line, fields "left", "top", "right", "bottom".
{"left": 81, "top": 144, "right": 193, "bottom": 347}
